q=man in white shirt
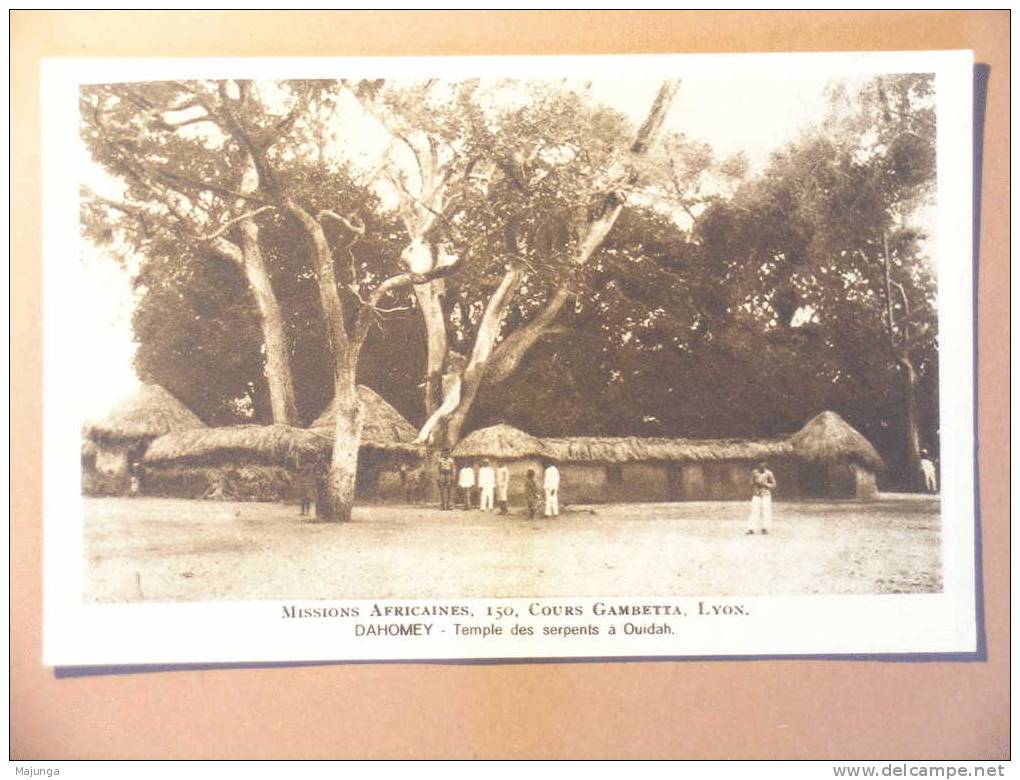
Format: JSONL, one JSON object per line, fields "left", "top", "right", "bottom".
{"left": 543, "top": 461, "right": 560, "bottom": 517}
{"left": 477, "top": 459, "right": 496, "bottom": 512}
{"left": 919, "top": 451, "right": 938, "bottom": 493}
{"left": 495, "top": 462, "right": 511, "bottom": 515}
{"left": 458, "top": 463, "right": 475, "bottom": 510}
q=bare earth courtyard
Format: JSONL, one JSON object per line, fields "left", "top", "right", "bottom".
{"left": 82, "top": 496, "right": 941, "bottom": 603}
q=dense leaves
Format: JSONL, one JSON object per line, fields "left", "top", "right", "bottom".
{"left": 82, "top": 74, "right": 940, "bottom": 487}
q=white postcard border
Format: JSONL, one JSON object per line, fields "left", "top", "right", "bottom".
{"left": 42, "top": 51, "right": 977, "bottom": 666}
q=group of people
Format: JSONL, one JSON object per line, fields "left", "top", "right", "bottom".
{"left": 436, "top": 451, "right": 560, "bottom": 519}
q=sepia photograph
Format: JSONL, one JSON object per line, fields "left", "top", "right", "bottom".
{"left": 14, "top": 9, "right": 1009, "bottom": 765}
{"left": 42, "top": 50, "right": 976, "bottom": 663}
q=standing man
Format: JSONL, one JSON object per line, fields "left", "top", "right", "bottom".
{"left": 478, "top": 459, "right": 496, "bottom": 512}
{"left": 295, "top": 456, "right": 316, "bottom": 518}
{"left": 919, "top": 450, "right": 938, "bottom": 493}
{"left": 398, "top": 461, "right": 411, "bottom": 502}
{"left": 746, "top": 461, "right": 777, "bottom": 535}
{"left": 128, "top": 460, "right": 142, "bottom": 497}
{"left": 496, "top": 461, "right": 511, "bottom": 515}
{"left": 543, "top": 460, "right": 560, "bottom": 517}
{"left": 436, "top": 449, "right": 456, "bottom": 510}
{"left": 458, "top": 461, "right": 475, "bottom": 510}
{"left": 399, "top": 462, "right": 416, "bottom": 505}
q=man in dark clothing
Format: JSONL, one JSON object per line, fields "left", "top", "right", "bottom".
{"left": 746, "top": 461, "right": 777, "bottom": 535}
{"left": 295, "top": 461, "right": 316, "bottom": 517}
{"left": 437, "top": 450, "right": 456, "bottom": 511}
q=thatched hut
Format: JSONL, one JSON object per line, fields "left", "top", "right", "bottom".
{"left": 311, "top": 386, "right": 418, "bottom": 443}
{"left": 142, "top": 386, "right": 423, "bottom": 502}
{"left": 145, "top": 424, "right": 330, "bottom": 465}
{"left": 143, "top": 424, "right": 330, "bottom": 501}
{"left": 83, "top": 383, "right": 205, "bottom": 494}
{"left": 786, "top": 411, "right": 884, "bottom": 498}
{"left": 81, "top": 436, "right": 97, "bottom": 466}
{"left": 451, "top": 424, "right": 548, "bottom": 502}
{"left": 310, "top": 385, "right": 423, "bottom": 500}
{"left": 453, "top": 411, "right": 883, "bottom": 505}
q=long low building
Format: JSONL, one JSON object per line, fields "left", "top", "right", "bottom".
{"left": 453, "top": 411, "right": 884, "bottom": 503}
{"left": 137, "top": 385, "right": 422, "bottom": 502}
{"left": 89, "top": 384, "right": 883, "bottom": 505}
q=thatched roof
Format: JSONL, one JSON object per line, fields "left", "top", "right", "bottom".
{"left": 787, "top": 411, "right": 884, "bottom": 470}
{"left": 311, "top": 385, "right": 419, "bottom": 450}
{"left": 145, "top": 424, "right": 330, "bottom": 466}
{"left": 145, "top": 385, "right": 424, "bottom": 465}
{"left": 452, "top": 424, "right": 548, "bottom": 459}
{"left": 454, "top": 411, "right": 881, "bottom": 469}
{"left": 81, "top": 438, "right": 97, "bottom": 458}
{"left": 85, "top": 384, "right": 205, "bottom": 444}
{"left": 541, "top": 436, "right": 792, "bottom": 464}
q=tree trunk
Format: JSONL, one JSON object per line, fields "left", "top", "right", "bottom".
{"left": 238, "top": 218, "right": 299, "bottom": 425}
{"left": 317, "top": 376, "right": 362, "bottom": 522}
{"left": 285, "top": 200, "right": 360, "bottom": 521}
{"left": 443, "top": 367, "right": 484, "bottom": 449}
{"left": 899, "top": 354, "right": 923, "bottom": 491}
{"left": 412, "top": 275, "right": 449, "bottom": 502}
{"left": 415, "top": 282, "right": 445, "bottom": 502}
{"left": 413, "top": 280, "right": 448, "bottom": 416}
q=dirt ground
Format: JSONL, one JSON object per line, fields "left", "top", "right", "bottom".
{"left": 82, "top": 494, "right": 941, "bottom": 603}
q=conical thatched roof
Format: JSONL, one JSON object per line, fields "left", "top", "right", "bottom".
{"left": 145, "top": 424, "right": 331, "bottom": 466}
{"left": 85, "top": 384, "right": 205, "bottom": 445}
{"left": 310, "top": 385, "right": 419, "bottom": 450}
{"left": 540, "top": 436, "right": 791, "bottom": 464}
{"left": 787, "top": 411, "right": 884, "bottom": 470}
{"left": 453, "top": 424, "right": 548, "bottom": 459}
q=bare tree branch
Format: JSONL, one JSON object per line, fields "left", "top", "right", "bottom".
{"left": 368, "top": 254, "right": 464, "bottom": 309}
{"left": 154, "top": 113, "right": 213, "bottom": 131}
{"left": 318, "top": 210, "right": 366, "bottom": 237}
{"left": 881, "top": 231, "right": 898, "bottom": 349}
{"left": 197, "top": 205, "right": 275, "bottom": 240}
{"left": 890, "top": 279, "right": 912, "bottom": 343}
{"left": 393, "top": 131, "right": 426, "bottom": 189}
{"left": 85, "top": 191, "right": 150, "bottom": 220}
{"left": 150, "top": 165, "right": 270, "bottom": 204}
{"left": 352, "top": 255, "right": 465, "bottom": 351}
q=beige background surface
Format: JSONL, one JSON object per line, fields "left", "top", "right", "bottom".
{"left": 10, "top": 10, "right": 1009, "bottom": 759}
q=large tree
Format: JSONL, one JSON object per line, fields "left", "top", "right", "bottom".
{"left": 122, "top": 166, "right": 415, "bottom": 427}
{"left": 687, "top": 74, "right": 938, "bottom": 483}
{"left": 82, "top": 79, "right": 459, "bottom": 520}
{"left": 364, "top": 80, "right": 682, "bottom": 448}
{"left": 81, "top": 83, "right": 302, "bottom": 425}
{"left": 327, "top": 79, "right": 681, "bottom": 451}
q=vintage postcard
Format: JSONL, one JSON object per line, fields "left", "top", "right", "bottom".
{"left": 42, "top": 50, "right": 976, "bottom": 666}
